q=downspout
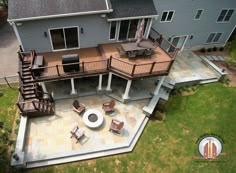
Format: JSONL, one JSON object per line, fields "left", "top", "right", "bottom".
{"left": 8, "top": 20, "right": 24, "bottom": 51}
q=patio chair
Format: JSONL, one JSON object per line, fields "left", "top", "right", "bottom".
{"left": 102, "top": 100, "right": 115, "bottom": 113}
{"left": 109, "top": 119, "right": 124, "bottom": 134}
{"left": 117, "top": 46, "right": 126, "bottom": 57}
{"left": 70, "top": 126, "right": 85, "bottom": 142}
{"left": 72, "top": 100, "right": 85, "bottom": 114}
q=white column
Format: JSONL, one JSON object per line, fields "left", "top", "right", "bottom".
{"left": 123, "top": 80, "right": 132, "bottom": 100}
{"left": 154, "top": 76, "right": 166, "bottom": 95}
{"left": 40, "top": 82, "right": 48, "bottom": 93}
{"left": 106, "top": 72, "right": 112, "bottom": 91}
{"left": 97, "top": 74, "right": 103, "bottom": 91}
{"left": 70, "top": 78, "right": 77, "bottom": 95}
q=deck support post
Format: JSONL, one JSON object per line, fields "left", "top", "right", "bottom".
{"left": 97, "top": 74, "right": 104, "bottom": 94}
{"left": 70, "top": 78, "right": 77, "bottom": 95}
{"left": 154, "top": 76, "right": 166, "bottom": 95}
{"left": 40, "top": 82, "right": 49, "bottom": 99}
{"left": 106, "top": 72, "right": 112, "bottom": 93}
{"left": 123, "top": 79, "right": 132, "bottom": 103}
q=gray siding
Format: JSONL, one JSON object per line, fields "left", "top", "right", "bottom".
{"left": 152, "top": 0, "right": 236, "bottom": 49}
{"left": 17, "top": 14, "right": 113, "bottom": 52}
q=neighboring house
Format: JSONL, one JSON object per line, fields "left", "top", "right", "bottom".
{"left": 152, "top": 0, "right": 236, "bottom": 51}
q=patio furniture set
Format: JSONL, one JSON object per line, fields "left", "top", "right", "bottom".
{"left": 120, "top": 40, "right": 156, "bottom": 58}
{"left": 71, "top": 99, "right": 124, "bottom": 143}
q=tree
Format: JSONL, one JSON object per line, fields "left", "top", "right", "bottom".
{"left": 1, "top": 0, "right": 8, "bottom": 8}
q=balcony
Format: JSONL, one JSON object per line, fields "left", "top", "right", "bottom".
{"left": 25, "top": 33, "right": 178, "bottom": 82}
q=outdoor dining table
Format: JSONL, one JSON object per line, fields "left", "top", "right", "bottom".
{"left": 121, "top": 40, "right": 156, "bottom": 58}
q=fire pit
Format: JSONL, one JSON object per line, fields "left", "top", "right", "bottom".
{"left": 83, "top": 109, "right": 104, "bottom": 128}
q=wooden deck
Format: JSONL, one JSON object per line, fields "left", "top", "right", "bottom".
{"left": 31, "top": 40, "right": 177, "bottom": 81}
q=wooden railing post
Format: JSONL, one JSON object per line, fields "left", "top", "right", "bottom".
{"left": 167, "top": 60, "right": 175, "bottom": 72}
{"left": 82, "top": 62, "right": 85, "bottom": 72}
{"left": 32, "top": 101, "right": 38, "bottom": 110}
{"left": 131, "top": 64, "right": 136, "bottom": 76}
{"left": 107, "top": 59, "right": 110, "bottom": 70}
{"left": 149, "top": 62, "right": 155, "bottom": 74}
{"left": 56, "top": 65, "right": 60, "bottom": 76}
{"left": 16, "top": 103, "right": 24, "bottom": 113}
{"left": 109, "top": 56, "right": 112, "bottom": 67}
{"left": 30, "top": 68, "right": 36, "bottom": 79}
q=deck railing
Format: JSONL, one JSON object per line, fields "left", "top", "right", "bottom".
{"left": 149, "top": 28, "right": 178, "bottom": 60}
{"left": 110, "top": 56, "right": 173, "bottom": 78}
{"left": 31, "top": 59, "right": 109, "bottom": 80}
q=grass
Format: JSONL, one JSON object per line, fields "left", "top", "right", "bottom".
{"left": 24, "top": 83, "right": 236, "bottom": 173}
{"left": 0, "top": 84, "right": 18, "bottom": 173}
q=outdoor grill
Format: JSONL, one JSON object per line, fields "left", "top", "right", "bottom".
{"left": 62, "top": 54, "right": 80, "bottom": 72}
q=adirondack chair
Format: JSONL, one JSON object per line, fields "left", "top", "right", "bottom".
{"left": 70, "top": 126, "right": 85, "bottom": 142}
{"left": 102, "top": 100, "right": 115, "bottom": 113}
{"left": 72, "top": 100, "right": 85, "bottom": 114}
{"left": 109, "top": 119, "right": 124, "bottom": 134}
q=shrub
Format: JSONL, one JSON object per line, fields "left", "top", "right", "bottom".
{"left": 207, "top": 48, "right": 212, "bottom": 52}
{"left": 212, "top": 47, "right": 217, "bottom": 51}
{"left": 219, "top": 47, "right": 224, "bottom": 51}
{"left": 200, "top": 48, "right": 206, "bottom": 53}
{"left": 156, "top": 102, "right": 167, "bottom": 113}
{"left": 0, "top": 91, "right": 3, "bottom": 97}
{"left": 14, "top": 128, "right": 18, "bottom": 135}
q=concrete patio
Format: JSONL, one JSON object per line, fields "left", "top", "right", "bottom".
{"left": 24, "top": 95, "right": 149, "bottom": 168}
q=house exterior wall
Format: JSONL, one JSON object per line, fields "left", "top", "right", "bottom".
{"left": 152, "top": 0, "right": 236, "bottom": 50}
{"left": 16, "top": 14, "right": 113, "bottom": 52}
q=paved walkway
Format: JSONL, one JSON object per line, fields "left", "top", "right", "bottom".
{"left": 0, "top": 22, "right": 19, "bottom": 83}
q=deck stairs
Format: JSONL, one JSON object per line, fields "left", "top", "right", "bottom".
{"left": 17, "top": 49, "right": 55, "bottom": 117}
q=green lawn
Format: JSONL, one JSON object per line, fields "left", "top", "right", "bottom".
{"left": 25, "top": 83, "right": 236, "bottom": 173}
{"left": 0, "top": 84, "right": 18, "bottom": 173}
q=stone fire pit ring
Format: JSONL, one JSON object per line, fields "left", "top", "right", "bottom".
{"left": 83, "top": 109, "right": 104, "bottom": 128}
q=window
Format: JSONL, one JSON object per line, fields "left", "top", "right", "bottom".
{"left": 49, "top": 27, "right": 79, "bottom": 50}
{"left": 195, "top": 9, "right": 203, "bottom": 20}
{"left": 217, "top": 9, "right": 234, "bottom": 22}
{"left": 161, "top": 11, "right": 174, "bottom": 22}
{"left": 109, "top": 21, "right": 117, "bottom": 40}
{"left": 206, "top": 33, "right": 222, "bottom": 43}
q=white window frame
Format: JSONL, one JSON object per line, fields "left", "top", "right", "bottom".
{"left": 109, "top": 21, "right": 118, "bottom": 40}
{"left": 48, "top": 26, "right": 80, "bottom": 52}
{"left": 194, "top": 9, "right": 204, "bottom": 20}
{"left": 216, "top": 9, "right": 235, "bottom": 23}
{"left": 206, "top": 32, "right": 223, "bottom": 44}
{"left": 160, "top": 10, "right": 175, "bottom": 23}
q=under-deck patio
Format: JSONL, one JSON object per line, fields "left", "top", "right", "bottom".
{"left": 31, "top": 39, "right": 177, "bottom": 81}
{"left": 24, "top": 95, "right": 149, "bottom": 168}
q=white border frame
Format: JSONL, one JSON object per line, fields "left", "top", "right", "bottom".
{"left": 160, "top": 10, "right": 175, "bottom": 23}
{"left": 205, "top": 32, "right": 223, "bottom": 44}
{"left": 48, "top": 26, "right": 80, "bottom": 52}
{"left": 216, "top": 9, "right": 235, "bottom": 23}
{"left": 194, "top": 9, "right": 204, "bottom": 20}
{"left": 109, "top": 21, "right": 118, "bottom": 40}
{"left": 171, "top": 35, "right": 188, "bottom": 51}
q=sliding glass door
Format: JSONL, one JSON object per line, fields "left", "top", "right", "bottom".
{"left": 50, "top": 27, "right": 79, "bottom": 51}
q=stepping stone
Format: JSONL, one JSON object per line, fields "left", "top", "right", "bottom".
{"left": 217, "top": 56, "right": 225, "bottom": 61}
{"left": 206, "top": 55, "right": 214, "bottom": 61}
{"left": 199, "top": 55, "right": 207, "bottom": 59}
{"left": 211, "top": 56, "right": 219, "bottom": 61}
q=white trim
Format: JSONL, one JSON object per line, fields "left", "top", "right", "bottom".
{"left": 216, "top": 8, "right": 235, "bottom": 23}
{"left": 8, "top": 9, "right": 113, "bottom": 22}
{"left": 171, "top": 35, "right": 188, "bottom": 51}
{"left": 107, "top": 15, "right": 158, "bottom": 22}
{"left": 105, "top": 0, "right": 109, "bottom": 10}
{"left": 224, "top": 24, "right": 236, "bottom": 46}
{"left": 11, "top": 22, "right": 24, "bottom": 51}
{"left": 48, "top": 26, "right": 80, "bottom": 52}
{"left": 160, "top": 10, "right": 175, "bottom": 23}
{"left": 146, "top": 18, "right": 153, "bottom": 39}
{"left": 194, "top": 9, "right": 204, "bottom": 20}
{"left": 109, "top": 21, "right": 117, "bottom": 40}
{"left": 205, "top": 32, "right": 223, "bottom": 44}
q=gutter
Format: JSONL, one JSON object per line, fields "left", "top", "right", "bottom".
{"left": 7, "top": 9, "right": 113, "bottom": 22}
{"left": 107, "top": 14, "right": 159, "bottom": 21}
